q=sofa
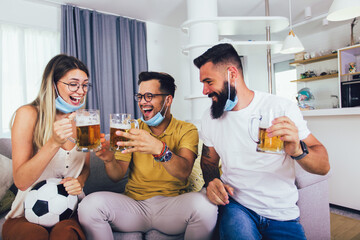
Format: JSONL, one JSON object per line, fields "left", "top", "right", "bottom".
{"left": 0, "top": 137, "right": 331, "bottom": 240}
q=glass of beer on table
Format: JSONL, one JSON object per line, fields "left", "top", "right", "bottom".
{"left": 249, "top": 109, "right": 284, "bottom": 154}
{"left": 75, "top": 109, "right": 101, "bottom": 152}
{"left": 110, "top": 113, "right": 139, "bottom": 151}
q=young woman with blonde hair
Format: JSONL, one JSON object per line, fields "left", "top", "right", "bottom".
{"left": 2, "top": 54, "right": 91, "bottom": 240}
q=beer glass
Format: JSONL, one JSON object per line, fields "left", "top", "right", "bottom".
{"left": 249, "top": 109, "right": 284, "bottom": 154}
{"left": 110, "top": 113, "right": 139, "bottom": 151}
{"left": 75, "top": 109, "right": 101, "bottom": 152}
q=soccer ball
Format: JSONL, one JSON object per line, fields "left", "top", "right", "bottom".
{"left": 24, "top": 178, "right": 78, "bottom": 227}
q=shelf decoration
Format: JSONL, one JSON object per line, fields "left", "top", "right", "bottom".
{"left": 349, "top": 62, "right": 356, "bottom": 73}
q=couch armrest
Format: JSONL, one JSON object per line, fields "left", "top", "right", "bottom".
{"left": 0, "top": 138, "right": 12, "bottom": 159}
{"left": 295, "top": 162, "right": 330, "bottom": 189}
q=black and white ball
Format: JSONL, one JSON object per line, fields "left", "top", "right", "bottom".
{"left": 24, "top": 178, "right": 78, "bottom": 227}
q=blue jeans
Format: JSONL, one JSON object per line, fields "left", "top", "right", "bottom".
{"left": 219, "top": 198, "right": 306, "bottom": 240}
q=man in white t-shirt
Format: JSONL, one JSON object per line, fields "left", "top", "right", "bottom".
{"left": 193, "top": 43, "right": 330, "bottom": 240}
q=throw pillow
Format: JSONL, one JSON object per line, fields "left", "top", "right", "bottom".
{"left": 0, "top": 189, "right": 15, "bottom": 214}
{"left": 186, "top": 141, "right": 223, "bottom": 192}
{"left": 187, "top": 154, "right": 205, "bottom": 192}
{"left": 0, "top": 154, "right": 13, "bottom": 200}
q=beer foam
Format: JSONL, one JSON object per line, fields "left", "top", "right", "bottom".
{"left": 110, "top": 123, "right": 131, "bottom": 129}
{"left": 259, "top": 122, "right": 271, "bottom": 128}
{"left": 76, "top": 115, "right": 100, "bottom": 126}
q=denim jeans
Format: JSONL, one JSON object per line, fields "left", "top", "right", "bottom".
{"left": 219, "top": 198, "right": 306, "bottom": 240}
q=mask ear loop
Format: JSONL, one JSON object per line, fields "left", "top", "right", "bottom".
{"left": 159, "top": 96, "right": 170, "bottom": 117}
{"left": 54, "top": 82, "right": 61, "bottom": 97}
{"left": 227, "top": 70, "right": 231, "bottom": 101}
{"left": 54, "top": 82, "right": 77, "bottom": 143}
{"left": 227, "top": 69, "right": 236, "bottom": 101}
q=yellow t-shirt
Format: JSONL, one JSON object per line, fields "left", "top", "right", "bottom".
{"left": 114, "top": 116, "right": 199, "bottom": 200}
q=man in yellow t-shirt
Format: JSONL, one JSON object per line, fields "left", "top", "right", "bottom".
{"left": 78, "top": 72, "right": 218, "bottom": 240}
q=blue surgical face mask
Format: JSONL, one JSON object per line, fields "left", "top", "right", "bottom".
{"left": 55, "top": 84, "right": 85, "bottom": 113}
{"left": 141, "top": 97, "right": 169, "bottom": 127}
{"left": 224, "top": 70, "right": 238, "bottom": 111}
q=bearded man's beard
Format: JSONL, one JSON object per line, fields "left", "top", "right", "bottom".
{"left": 209, "top": 82, "right": 237, "bottom": 119}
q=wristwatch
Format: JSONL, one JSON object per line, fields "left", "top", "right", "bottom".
{"left": 154, "top": 148, "right": 173, "bottom": 162}
{"left": 161, "top": 149, "right": 173, "bottom": 162}
{"left": 291, "top": 140, "right": 309, "bottom": 161}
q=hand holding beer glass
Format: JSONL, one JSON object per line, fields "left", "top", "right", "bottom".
{"left": 110, "top": 113, "right": 139, "bottom": 152}
{"left": 75, "top": 109, "right": 101, "bottom": 152}
{"left": 249, "top": 109, "right": 285, "bottom": 154}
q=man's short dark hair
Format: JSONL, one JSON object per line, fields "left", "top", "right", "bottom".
{"left": 193, "top": 43, "right": 242, "bottom": 71}
{"left": 138, "top": 71, "right": 176, "bottom": 97}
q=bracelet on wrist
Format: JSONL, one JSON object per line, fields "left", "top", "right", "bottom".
{"left": 152, "top": 141, "right": 166, "bottom": 158}
{"left": 153, "top": 143, "right": 172, "bottom": 162}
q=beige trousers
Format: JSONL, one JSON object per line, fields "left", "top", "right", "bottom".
{"left": 78, "top": 190, "right": 218, "bottom": 240}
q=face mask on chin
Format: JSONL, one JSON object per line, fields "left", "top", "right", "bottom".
{"left": 54, "top": 84, "right": 85, "bottom": 113}
{"left": 210, "top": 71, "right": 238, "bottom": 119}
{"left": 141, "top": 96, "right": 169, "bottom": 127}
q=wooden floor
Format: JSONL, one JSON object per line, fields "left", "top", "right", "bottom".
{"left": 331, "top": 213, "right": 360, "bottom": 240}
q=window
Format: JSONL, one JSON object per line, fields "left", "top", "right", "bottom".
{"left": 274, "top": 60, "right": 297, "bottom": 103}
{"left": 0, "top": 23, "right": 60, "bottom": 137}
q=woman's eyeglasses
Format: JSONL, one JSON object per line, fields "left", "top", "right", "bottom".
{"left": 59, "top": 81, "right": 92, "bottom": 92}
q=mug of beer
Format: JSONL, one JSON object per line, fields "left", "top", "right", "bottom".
{"left": 110, "top": 113, "right": 139, "bottom": 151}
{"left": 75, "top": 109, "right": 101, "bottom": 152}
{"left": 248, "top": 109, "right": 284, "bottom": 154}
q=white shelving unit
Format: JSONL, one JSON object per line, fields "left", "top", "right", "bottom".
{"left": 181, "top": 16, "right": 288, "bottom": 55}
{"left": 290, "top": 53, "right": 340, "bottom": 109}
{"left": 181, "top": 16, "right": 289, "bottom": 35}
{"left": 182, "top": 41, "right": 283, "bottom": 55}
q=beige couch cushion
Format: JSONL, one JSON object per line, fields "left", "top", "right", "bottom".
{"left": 0, "top": 154, "right": 12, "bottom": 200}
{"left": 187, "top": 154, "right": 205, "bottom": 192}
{"left": 0, "top": 154, "right": 14, "bottom": 214}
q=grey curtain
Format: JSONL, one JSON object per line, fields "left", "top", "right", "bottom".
{"left": 61, "top": 5, "right": 148, "bottom": 133}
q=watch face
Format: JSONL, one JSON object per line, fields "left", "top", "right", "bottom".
{"left": 301, "top": 140, "right": 309, "bottom": 154}
{"left": 164, "top": 150, "right": 173, "bottom": 162}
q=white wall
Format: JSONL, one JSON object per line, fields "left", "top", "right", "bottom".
{"left": 0, "top": 0, "right": 60, "bottom": 31}
{"left": 246, "top": 54, "right": 268, "bottom": 92}
{"left": 146, "top": 22, "right": 191, "bottom": 122}
{"left": 300, "top": 23, "right": 360, "bottom": 54}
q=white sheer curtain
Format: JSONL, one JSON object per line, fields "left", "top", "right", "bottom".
{"left": 0, "top": 23, "right": 59, "bottom": 137}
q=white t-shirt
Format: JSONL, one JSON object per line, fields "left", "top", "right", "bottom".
{"left": 200, "top": 91, "right": 310, "bottom": 221}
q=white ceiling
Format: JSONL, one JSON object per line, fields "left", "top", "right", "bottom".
{"left": 34, "top": 0, "right": 334, "bottom": 27}
{"left": 31, "top": 0, "right": 350, "bottom": 38}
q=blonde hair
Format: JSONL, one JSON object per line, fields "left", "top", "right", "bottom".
{"left": 10, "top": 54, "right": 89, "bottom": 150}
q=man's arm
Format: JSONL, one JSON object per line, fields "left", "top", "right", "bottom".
{"left": 103, "top": 159, "right": 130, "bottom": 182}
{"left": 161, "top": 147, "right": 196, "bottom": 182}
{"left": 201, "top": 144, "right": 220, "bottom": 187}
{"left": 269, "top": 116, "right": 330, "bottom": 175}
{"left": 293, "top": 134, "right": 329, "bottom": 175}
{"left": 201, "top": 144, "right": 233, "bottom": 205}
{"left": 95, "top": 135, "right": 130, "bottom": 182}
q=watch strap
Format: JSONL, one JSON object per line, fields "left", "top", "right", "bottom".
{"left": 153, "top": 143, "right": 172, "bottom": 162}
{"left": 291, "top": 140, "right": 309, "bottom": 161}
